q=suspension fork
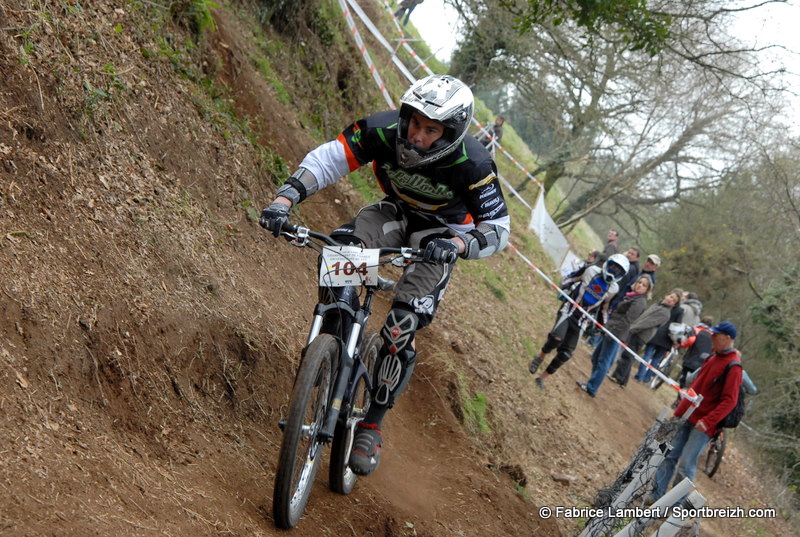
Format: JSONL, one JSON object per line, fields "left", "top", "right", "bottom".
{"left": 312, "top": 288, "right": 377, "bottom": 443}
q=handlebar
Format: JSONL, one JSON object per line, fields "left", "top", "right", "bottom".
{"left": 279, "top": 221, "right": 426, "bottom": 260}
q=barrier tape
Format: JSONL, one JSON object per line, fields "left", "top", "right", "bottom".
{"left": 346, "top": 0, "right": 417, "bottom": 83}
{"left": 337, "top": 0, "right": 396, "bottom": 109}
{"left": 507, "top": 242, "right": 700, "bottom": 406}
{"left": 497, "top": 172, "right": 533, "bottom": 211}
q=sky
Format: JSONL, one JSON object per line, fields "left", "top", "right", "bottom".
{"left": 407, "top": 0, "right": 460, "bottom": 63}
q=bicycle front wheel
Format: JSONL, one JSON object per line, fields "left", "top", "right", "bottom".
{"left": 704, "top": 432, "right": 726, "bottom": 478}
{"left": 329, "top": 332, "right": 380, "bottom": 494}
{"left": 273, "top": 334, "right": 338, "bottom": 529}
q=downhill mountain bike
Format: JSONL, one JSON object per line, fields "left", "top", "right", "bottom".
{"left": 703, "top": 430, "right": 727, "bottom": 478}
{"left": 268, "top": 221, "right": 428, "bottom": 529}
{"left": 648, "top": 347, "right": 680, "bottom": 390}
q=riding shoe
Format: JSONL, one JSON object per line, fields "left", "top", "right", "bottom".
{"left": 349, "top": 422, "right": 382, "bottom": 476}
{"left": 529, "top": 356, "right": 543, "bottom": 375}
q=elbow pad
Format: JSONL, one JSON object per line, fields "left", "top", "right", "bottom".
{"left": 458, "top": 222, "right": 509, "bottom": 260}
{"left": 276, "top": 167, "right": 319, "bottom": 205}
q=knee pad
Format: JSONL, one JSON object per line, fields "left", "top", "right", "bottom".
{"left": 556, "top": 350, "right": 572, "bottom": 363}
{"left": 373, "top": 308, "right": 419, "bottom": 407}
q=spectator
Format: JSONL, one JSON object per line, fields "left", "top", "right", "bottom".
{"left": 528, "top": 254, "right": 630, "bottom": 390}
{"left": 576, "top": 275, "right": 653, "bottom": 397}
{"left": 670, "top": 316, "right": 714, "bottom": 408}
{"left": 652, "top": 321, "right": 743, "bottom": 500}
{"left": 633, "top": 290, "right": 685, "bottom": 383}
{"left": 603, "top": 229, "right": 619, "bottom": 258}
{"left": 478, "top": 116, "right": 505, "bottom": 149}
{"left": 640, "top": 254, "right": 661, "bottom": 284}
{"left": 608, "top": 289, "right": 683, "bottom": 387}
{"left": 609, "top": 247, "right": 641, "bottom": 310}
{"left": 394, "top": 0, "right": 425, "bottom": 26}
{"left": 680, "top": 291, "right": 703, "bottom": 328}
{"left": 588, "top": 247, "right": 641, "bottom": 348}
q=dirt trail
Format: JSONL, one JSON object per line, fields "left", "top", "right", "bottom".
{"left": 0, "top": 2, "right": 794, "bottom": 536}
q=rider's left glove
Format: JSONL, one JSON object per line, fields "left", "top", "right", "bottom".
{"left": 259, "top": 202, "right": 291, "bottom": 237}
{"left": 422, "top": 238, "right": 459, "bottom": 265}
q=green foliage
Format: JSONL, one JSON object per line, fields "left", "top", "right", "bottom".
{"left": 486, "top": 270, "right": 508, "bottom": 301}
{"left": 751, "top": 265, "right": 800, "bottom": 349}
{"left": 499, "top": 0, "right": 671, "bottom": 55}
{"left": 254, "top": 56, "right": 291, "bottom": 104}
{"left": 241, "top": 200, "right": 260, "bottom": 222}
{"left": 463, "top": 392, "right": 491, "bottom": 434}
{"left": 346, "top": 168, "right": 382, "bottom": 204}
{"left": 170, "top": 0, "right": 218, "bottom": 37}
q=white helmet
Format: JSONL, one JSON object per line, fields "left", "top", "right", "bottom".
{"left": 396, "top": 75, "right": 474, "bottom": 168}
{"left": 602, "top": 253, "right": 630, "bottom": 283}
{"left": 668, "top": 322, "right": 692, "bottom": 345}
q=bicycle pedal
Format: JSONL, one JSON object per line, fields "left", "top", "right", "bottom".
{"left": 278, "top": 419, "right": 286, "bottom": 431}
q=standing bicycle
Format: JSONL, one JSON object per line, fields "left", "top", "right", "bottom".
{"left": 260, "top": 74, "right": 510, "bottom": 527}
{"left": 647, "top": 323, "right": 691, "bottom": 390}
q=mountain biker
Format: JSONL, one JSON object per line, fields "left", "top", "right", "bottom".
{"left": 652, "top": 321, "right": 743, "bottom": 500}
{"left": 259, "top": 75, "right": 510, "bottom": 476}
{"left": 528, "top": 253, "right": 630, "bottom": 390}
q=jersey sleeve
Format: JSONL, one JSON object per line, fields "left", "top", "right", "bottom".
{"left": 297, "top": 112, "right": 395, "bottom": 191}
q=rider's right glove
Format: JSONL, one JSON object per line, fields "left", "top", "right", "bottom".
{"left": 422, "top": 238, "right": 459, "bottom": 265}
{"left": 259, "top": 202, "right": 291, "bottom": 237}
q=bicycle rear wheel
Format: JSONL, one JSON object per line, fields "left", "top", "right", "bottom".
{"left": 273, "top": 334, "right": 337, "bottom": 529}
{"left": 704, "top": 432, "right": 726, "bottom": 478}
{"left": 329, "top": 332, "right": 379, "bottom": 494}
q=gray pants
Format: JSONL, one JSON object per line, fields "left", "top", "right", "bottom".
{"left": 332, "top": 199, "right": 455, "bottom": 327}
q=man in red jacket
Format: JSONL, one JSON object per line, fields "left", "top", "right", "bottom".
{"left": 652, "top": 321, "right": 743, "bottom": 499}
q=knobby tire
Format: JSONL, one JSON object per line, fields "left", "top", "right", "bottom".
{"left": 273, "top": 334, "right": 337, "bottom": 529}
{"left": 704, "top": 432, "right": 726, "bottom": 478}
{"left": 329, "top": 332, "right": 380, "bottom": 495}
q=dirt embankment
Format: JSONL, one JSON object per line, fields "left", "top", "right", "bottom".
{"left": 0, "top": 2, "right": 794, "bottom": 537}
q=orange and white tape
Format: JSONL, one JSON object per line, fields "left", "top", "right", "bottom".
{"left": 337, "top": 0, "right": 396, "bottom": 109}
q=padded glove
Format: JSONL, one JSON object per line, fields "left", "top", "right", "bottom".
{"left": 422, "top": 238, "right": 459, "bottom": 265}
{"left": 259, "top": 202, "right": 291, "bottom": 237}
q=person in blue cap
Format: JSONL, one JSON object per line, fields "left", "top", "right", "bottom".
{"left": 652, "top": 321, "right": 743, "bottom": 500}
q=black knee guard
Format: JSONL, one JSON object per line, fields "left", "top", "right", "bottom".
{"left": 546, "top": 350, "right": 573, "bottom": 375}
{"left": 373, "top": 308, "right": 418, "bottom": 408}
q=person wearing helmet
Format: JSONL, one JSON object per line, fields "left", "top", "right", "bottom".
{"left": 528, "top": 253, "right": 629, "bottom": 390}
{"left": 259, "top": 75, "right": 510, "bottom": 477}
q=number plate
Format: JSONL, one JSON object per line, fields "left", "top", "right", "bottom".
{"left": 319, "top": 246, "right": 380, "bottom": 287}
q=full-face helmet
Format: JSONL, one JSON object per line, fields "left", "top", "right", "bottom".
{"left": 602, "top": 253, "right": 630, "bottom": 283}
{"left": 668, "top": 322, "right": 692, "bottom": 345}
{"left": 396, "top": 75, "right": 474, "bottom": 168}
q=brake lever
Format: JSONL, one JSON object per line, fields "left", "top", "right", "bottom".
{"left": 284, "top": 226, "right": 310, "bottom": 247}
{"left": 391, "top": 247, "right": 420, "bottom": 266}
